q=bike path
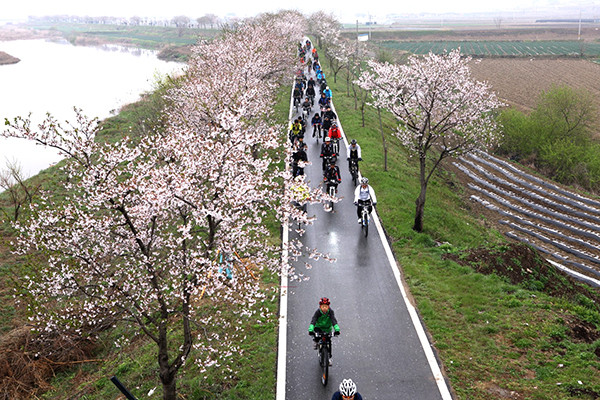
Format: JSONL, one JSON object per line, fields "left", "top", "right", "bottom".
{"left": 282, "top": 75, "right": 452, "bottom": 399}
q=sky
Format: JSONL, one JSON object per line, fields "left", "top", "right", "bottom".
{"left": 2, "top": 0, "right": 597, "bottom": 23}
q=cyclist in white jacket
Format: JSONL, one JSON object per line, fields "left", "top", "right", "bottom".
{"left": 353, "top": 177, "right": 377, "bottom": 224}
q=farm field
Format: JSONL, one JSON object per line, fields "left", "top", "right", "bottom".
{"left": 381, "top": 40, "right": 600, "bottom": 56}
{"left": 467, "top": 57, "right": 600, "bottom": 112}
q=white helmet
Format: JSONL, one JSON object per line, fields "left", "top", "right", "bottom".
{"left": 360, "top": 177, "right": 369, "bottom": 185}
{"left": 339, "top": 379, "right": 357, "bottom": 396}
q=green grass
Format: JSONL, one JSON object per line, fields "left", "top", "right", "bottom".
{"left": 324, "top": 62, "right": 600, "bottom": 399}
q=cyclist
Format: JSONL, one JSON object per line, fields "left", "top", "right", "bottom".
{"left": 291, "top": 137, "right": 308, "bottom": 177}
{"left": 302, "top": 97, "right": 312, "bottom": 115}
{"left": 311, "top": 112, "right": 322, "bottom": 138}
{"left": 319, "top": 79, "right": 328, "bottom": 95}
{"left": 308, "top": 297, "right": 340, "bottom": 366}
{"left": 291, "top": 176, "right": 309, "bottom": 216}
{"left": 318, "top": 93, "right": 330, "bottom": 115}
{"left": 305, "top": 84, "right": 316, "bottom": 106}
{"left": 328, "top": 122, "right": 342, "bottom": 141}
{"left": 320, "top": 137, "right": 336, "bottom": 170}
{"left": 354, "top": 177, "right": 377, "bottom": 224}
{"left": 289, "top": 119, "right": 302, "bottom": 147}
{"left": 331, "top": 379, "right": 363, "bottom": 400}
{"left": 322, "top": 105, "right": 337, "bottom": 134}
{"left": 346, "top": 139, "right": 362, "bottom": 173}
{"left": 323, "top": 156, "right": 341, "bottom": 197}
{"left": 323, "top": 85, "right": 333, "bottom": 101}
{"left": 328, "top": 122, "right": 342, "bottom": 155}
{"left": 316, "top": 69, "right": 324, "bottom": 84}
{"left": 292, "top": 86, "right": 302, "bottom": 108}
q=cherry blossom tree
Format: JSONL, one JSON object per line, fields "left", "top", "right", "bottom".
{"left": 2, "top": 12, "right": 320, "bottom": 400}
{"left": 357, "top": 49, "right": 505, "bottom": 232}
{"left": 325, "top": 37, "right": 354, "bottom": 84}
{"left": 307, "top": 11, "right": 340, "bottom": 51}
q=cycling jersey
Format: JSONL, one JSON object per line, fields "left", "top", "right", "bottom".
{"left": 328, "top": 126, "right": 342, "bottom": 140}
{"left": 309, "top": 307, "right": 340, "bottom": 333}
{"left": 347, "top": 144, "right": 362, "bottom": 159}
{"left": 320, "top": 142, "right": 335, "bottom": 158}
{"left": 354, "top": 184, "right": 377, "bottom": 204}
{"left": 324, "top": 165, "right": 341, "bottom": 184}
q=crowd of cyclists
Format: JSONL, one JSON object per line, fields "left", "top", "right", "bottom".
{"left": 291, "top": 38, "right": 371, "bottom": 400}
{"left": 291, "top": 39, "right": 376, "bottom": 225}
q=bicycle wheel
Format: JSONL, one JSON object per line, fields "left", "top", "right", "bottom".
{"left": 351, "top": 164, "right": 357, "bottom": 186}
{"left": 328, "top": 186, "right": 335, "bottom": 211}
{"left": 320, "top": 343, "right": 329, "bottom": 385}
{"left": 363, "top": 213, "right": 369, "bottom": 237}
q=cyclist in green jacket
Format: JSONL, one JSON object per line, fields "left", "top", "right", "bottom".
{"left": 308, "top": 297, "right": 340, "bottom": 365}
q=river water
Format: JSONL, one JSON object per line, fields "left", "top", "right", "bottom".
{"left": 0, "top": 39, "right": 183, "bottom": 177}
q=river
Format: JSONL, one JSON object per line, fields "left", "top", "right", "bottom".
{"left": 0, "top": 39, "right": 183, "bottom": 177}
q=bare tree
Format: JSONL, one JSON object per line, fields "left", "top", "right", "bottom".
{"left": 0, "top": 160, "right": 41, "bottom": 222}
{"left": 494, "top": 16, "right": 503, "bottom": 29}
{"left": 171, "top": 15, "right": 190, "bottom": 37}
{"left": 129, "top": 16, "right": 141, "bottom": 26}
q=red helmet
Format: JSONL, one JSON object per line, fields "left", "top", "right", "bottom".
{"left": 319, "top": 297, "right": 330, "bottom": 305}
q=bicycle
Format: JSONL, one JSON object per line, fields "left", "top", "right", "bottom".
{"left": 313, "top": 123, "right": 322, "bottom": 143}
{"left": 357, "top": 199, "right": 372, "bottom": 237}
{"left": 313, "top": 331, "right": 333, "bottom": 386}
{"left": 349, "top": 158, "right": 359, "bottom": 186}
{"left": 331, "top": 138, "right": 340, "bottom": 157}
{"left": 325, "top": 179, "right": 338, "bottom": 211}
{"left": 291, "top": 199, "right": 307, "bottom": 230}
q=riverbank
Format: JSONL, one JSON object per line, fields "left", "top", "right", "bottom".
{"left": 0, "top": 23, "right": 202, "bottom": 62}
{"left": 0, "top": 51, "right": 19, "bottom": 65}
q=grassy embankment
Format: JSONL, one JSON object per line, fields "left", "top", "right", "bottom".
{"left": 321, "top": 62, "right": 600, "bottom": 399}
{"left": 0, "top": 79, "right": 292, "bottom": 398}
{"left": 23, "top": 22, "right": 218, "bottom": 61}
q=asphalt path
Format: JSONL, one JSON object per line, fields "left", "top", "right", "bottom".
{"left": 281, "top": 68, "right": 453, "bottom": 399}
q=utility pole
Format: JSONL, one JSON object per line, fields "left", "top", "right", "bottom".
{"left": 578, "top": 8, "right": 582, "bottom": 40}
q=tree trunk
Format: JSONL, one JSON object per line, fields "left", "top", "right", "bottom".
{"left": 159, "top": 334, "right": 177, "bottom": 400}
{"left": 377, "top": 108, "right": 388, "bottom": 171}
{"left": 346, "top": 72, "right": 350, "bottom": 97}
{"left": 413, "top": 156, "right": 428, "bottom": 232}
{"left": 161, "top": 376, "right": 177, "bottom": 400}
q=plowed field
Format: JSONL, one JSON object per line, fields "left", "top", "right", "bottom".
{"left": 469, "top": 58, "right": 600, "bottom": 112}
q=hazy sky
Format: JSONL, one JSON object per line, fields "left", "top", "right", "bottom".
{"left": 2, "top": 0, "right": 596, "bottom": 23}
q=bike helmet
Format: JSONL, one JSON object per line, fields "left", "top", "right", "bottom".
{"left": 319, "top": 297, "right": 330, "bottom": 305}
{"left": 360, "top": 177, "right": 369, "bottom": 185}
{"left": 339, "top": 379, "right": 357, "bottom": 396}
{"left": 325, "top": 137, "right": 331, "bottom": 142}
{"left": 351, "top": 139, "right": 357, "bottom": 145}
{"left": 329, "top": 156, "right": 337, "bottom": 165}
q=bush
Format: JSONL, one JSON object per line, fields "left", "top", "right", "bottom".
{"left": 495, "top": 85, "right": 600, "bottom": 192}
